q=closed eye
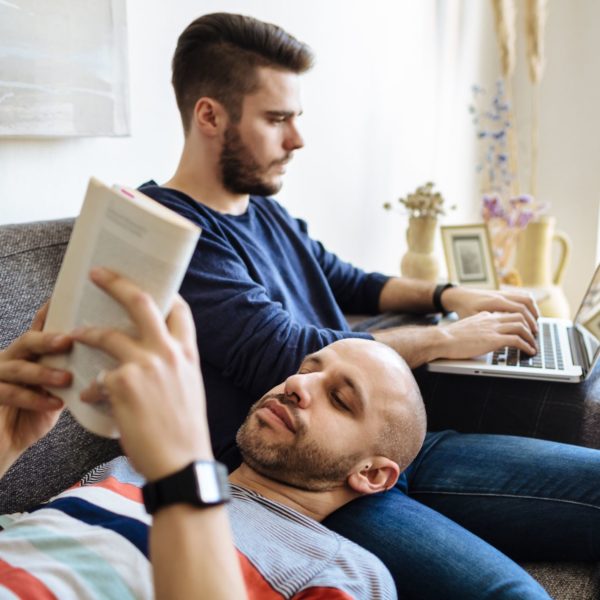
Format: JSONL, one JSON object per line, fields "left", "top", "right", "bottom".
{"left": 331, "top": 392, "right": 350, "bottom": 412}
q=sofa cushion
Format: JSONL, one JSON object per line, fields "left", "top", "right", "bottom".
{"left": 0, "top": 218, "right": 597, "bottom": 600}
{"left": 0, "top": 219, "right": 121, "bottom": 513}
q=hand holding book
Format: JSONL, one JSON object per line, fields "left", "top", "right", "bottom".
{"left": 41, "top": 177, "right": 201, "bottom": 438}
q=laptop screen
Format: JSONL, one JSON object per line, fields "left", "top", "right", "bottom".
{"left": 574, "top": 263, "right": 600, "bottom": 368}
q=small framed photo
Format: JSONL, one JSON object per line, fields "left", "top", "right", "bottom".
{"left": 440, "top": 224, "right": 498, "bottom": 289}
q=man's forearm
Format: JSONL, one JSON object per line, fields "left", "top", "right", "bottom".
{"left": 151, "top": 503, "right": 247, "bottom": 600}
{"left": 372, "top": 325, "right": 447, "bottom": 368}
{"left": 378, "top": 277, "right": 437, "bottom": 314}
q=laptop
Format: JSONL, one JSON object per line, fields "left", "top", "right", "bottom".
{"left": 427, "top": 263, "right": 600, "bottom": 383}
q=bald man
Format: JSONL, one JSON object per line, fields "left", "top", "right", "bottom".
{"left": 0, "top": 269, "right": 426, "bottom": 599}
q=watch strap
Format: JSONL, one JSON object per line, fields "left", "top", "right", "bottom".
{"left": 142, "top": 460, "right": 230, "bottom": 515}
{"left": 433, "top": 283, "right": 456, "bottom": 315}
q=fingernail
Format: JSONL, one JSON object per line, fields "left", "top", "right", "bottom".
{"left": 90, "top": 266, "right": 107, "bottom": 280}
{"left": 50, "top": 371, "right": 67, "bottom": 385}
{"left": 50, "top": 334, "right": 70, "bottom": 348}
{"left": 47, "top": 396, "right": 64, "bottom": 408}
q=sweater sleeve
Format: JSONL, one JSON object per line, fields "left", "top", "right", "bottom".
{"left": 179, "top": 219, "right": 374, "bottom": 400}
{"left": 308, "top": 234, "right": 389, "bottom": 315}
{"left": 273, "top": 207, "right": 389, "bottom": 316}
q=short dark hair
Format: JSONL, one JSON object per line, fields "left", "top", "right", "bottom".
{"left": 172, "top": 13, "right": 314, "bottom": 133}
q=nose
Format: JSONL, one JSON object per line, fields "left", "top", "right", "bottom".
{"left": 284, "top": 122, "right": 304, "bottom": 152}
{"left": 283, "top": 373, "right": 312, "bottom": 409}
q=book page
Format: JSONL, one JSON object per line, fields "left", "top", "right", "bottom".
{"left": 43, "top": 178, "right": 200, "bottom": 438}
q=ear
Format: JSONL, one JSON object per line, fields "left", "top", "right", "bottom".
{"left": 346, "top": 457, "right": 400, "bottom": 496}
{"left": 191, "top": 97, "right": 228, "bottom": 137}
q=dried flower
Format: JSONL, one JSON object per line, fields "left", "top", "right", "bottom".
{"left": 470, "top": 81, "right": 514, "bottom": 197}
{"left": 384, "top": 182, "right": 455, "bottom": 219}
{"left": 471, "top": 83, "right": 547, "bottom": 280}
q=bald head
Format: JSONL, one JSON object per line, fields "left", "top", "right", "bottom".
{"left": 325, "top": 339, "right": 427, "bottom": 471}
{"left": 237, "top": 337, "right": 426, "bottom": 493}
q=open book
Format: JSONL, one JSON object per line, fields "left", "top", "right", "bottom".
{"left": 42, "top": 177, "right": 201, "bottom": 438}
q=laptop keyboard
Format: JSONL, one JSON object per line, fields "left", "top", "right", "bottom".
{"left": 491, "top": 322, "right": 565, "bottom": 370}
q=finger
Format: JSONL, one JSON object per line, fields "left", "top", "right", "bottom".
{"left": 503, "top": 291, "right": 540, "bottom": 320}
{"left": 498, "top": 313, "right": 537, "bottom": 348}
{"left": 494, "top": 311, "right": 529, "bottom": 328}
{"left": 31, "top": 301, "right": 51, "bottom": 332}
{"left": 80, "top": 378, "right": 111, "bottom": 405}
{"left": 0, "top": 382, "right": 63, "bottom": 411}
{"left": 166, "top": 297, "right": 198, "bottom": 360}
{"left": 89, "top": 268, "right": 167, "bottom": 345}
{"left": 501, "top": 334, "right": 537, "bottom": 356}
{"left": 72, "top": 326, "right": 145, "bottom": 363}
{"left": 498, "top": 317, "right": 536, "bottom": 344}
{"left": 0, "top": 360, "right": 72, "bottom": 388}
{"left": 498, "top": 325, "right": 537, "bottom": 355}
{"left": 503, "top": 300, "right": 538, "bottom": 333}
{"left": 498, "top": 322, "right": 537, "bottom": 350}
{"left": 4, "top": 331, "right": 72, "bottom": 361}
{"left": 487, "top": 296, "right": 537, "bottom": 334}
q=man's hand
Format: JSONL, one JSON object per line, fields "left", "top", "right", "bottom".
{"left": 0, "top": 304, "right": 72, "bottom": 476}
{"left": 441, "top": 287, "right": 540, "bottom": 333}
{"left": 74, "top": 268, "right": 212, "bottom": 482}
{"left": 373, "top": 311, "right": 537, "bottom": 368}
{"left": 437, "top": 311, "right": 537, "bottom": 359}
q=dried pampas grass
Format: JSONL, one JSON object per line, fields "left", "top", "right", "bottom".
{"left": 524, "top": 0, "right": 547, "bottom": 195}
{"left": 491, "top": 0, "right": 517, "bottom": 78}
{"left": 525, "top": 0, "right": 548, "bottom": 84}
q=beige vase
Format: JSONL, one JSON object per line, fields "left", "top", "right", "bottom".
{"left": 401, "top": 216, "right": 439, "bottom": 282}
{"left": 514, "top": 216, "right": 571, "bottom": 318}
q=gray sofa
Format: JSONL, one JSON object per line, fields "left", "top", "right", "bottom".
{"left": 0, "top": 218, "right": 599, "bottom": 599}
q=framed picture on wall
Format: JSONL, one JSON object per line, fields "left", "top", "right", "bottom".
{"left": 441, "top": 224, "right": 498, "bottom": 289}
{"left": 0, "top": 0, "right": 129, "bottom": 137}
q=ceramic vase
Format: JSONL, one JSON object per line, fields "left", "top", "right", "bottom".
{"left": 514, "top": 216, "right": 571, "bottom": 318}
{"left": 401, "top": 216, "right": 439, "bottom": 282}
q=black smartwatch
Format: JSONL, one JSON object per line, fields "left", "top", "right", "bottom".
{"left": 142, "top": 460, "right": 230, "bottom": 515}
{"left": 433, "top": 282, "right": 456, "bottom": 315}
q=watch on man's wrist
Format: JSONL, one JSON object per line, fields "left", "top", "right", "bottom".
{"left": 432, "top": 282, "right": 456, "bottom": 315}
{"left": 142, "top": 460, "right": 230, "bottom": 515}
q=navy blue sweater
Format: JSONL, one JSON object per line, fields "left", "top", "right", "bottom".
{"left": 141, "top": 184, "right": 389, "bottom": 468}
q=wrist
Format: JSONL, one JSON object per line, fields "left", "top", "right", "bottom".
{"left": 432, "top": 283, "right": 456, "bottom": 314}
{"left": 143, "top": 460, "right": 230, "bottom": 515}
{"left": 146, "top": 452, "right": 215, "bottom": 483}
{"left": 420, "top": 326, "right": 452, "bottom": 363}
{"left": 431, "top": 324, "right": 456, "bottom": 360}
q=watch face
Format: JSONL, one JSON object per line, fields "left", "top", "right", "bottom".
{"left": 194, "top": 462, "right": 225, "bottom": 503}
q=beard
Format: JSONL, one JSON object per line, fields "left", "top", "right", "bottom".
{"left": 219, "top": 124, "right": 286, "bottom": 197}
{"left": 236, "top": 394, "right": 363, "bottom": 492}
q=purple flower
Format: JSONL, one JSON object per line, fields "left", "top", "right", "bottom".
{"left": 516, "top": 210, "right": 534, "bottom": 228}
{"left": 482, "top": 194, "right": 505, "bottom": 219}
{"left": 510, "top": 194, "right": 533, "bottom": 205}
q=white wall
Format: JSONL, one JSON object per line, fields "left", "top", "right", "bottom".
{"left": 524, "top": 0, "right": 600, "bottom": 312}
{"left": 472, "top": 0, "right": 600, "bottom": 313}
{"left": 0, "top": 0, "right": 465, "bottom": 274}
{"left": 1, "top": 0, "right": 598, "bottom": 311}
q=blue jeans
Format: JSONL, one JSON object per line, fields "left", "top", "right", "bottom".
{"left": 323, "top": 431, "right": 600, "bottom": 599}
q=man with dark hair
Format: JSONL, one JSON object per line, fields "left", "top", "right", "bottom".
{"left": 135, "top": 12, "right": 600, "bottom": 599}
{"left": 0, "top": 270, "right": 426, "bottom": 599}
{"left": 171, "top": 12, "right": 313, "bottom": 131}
